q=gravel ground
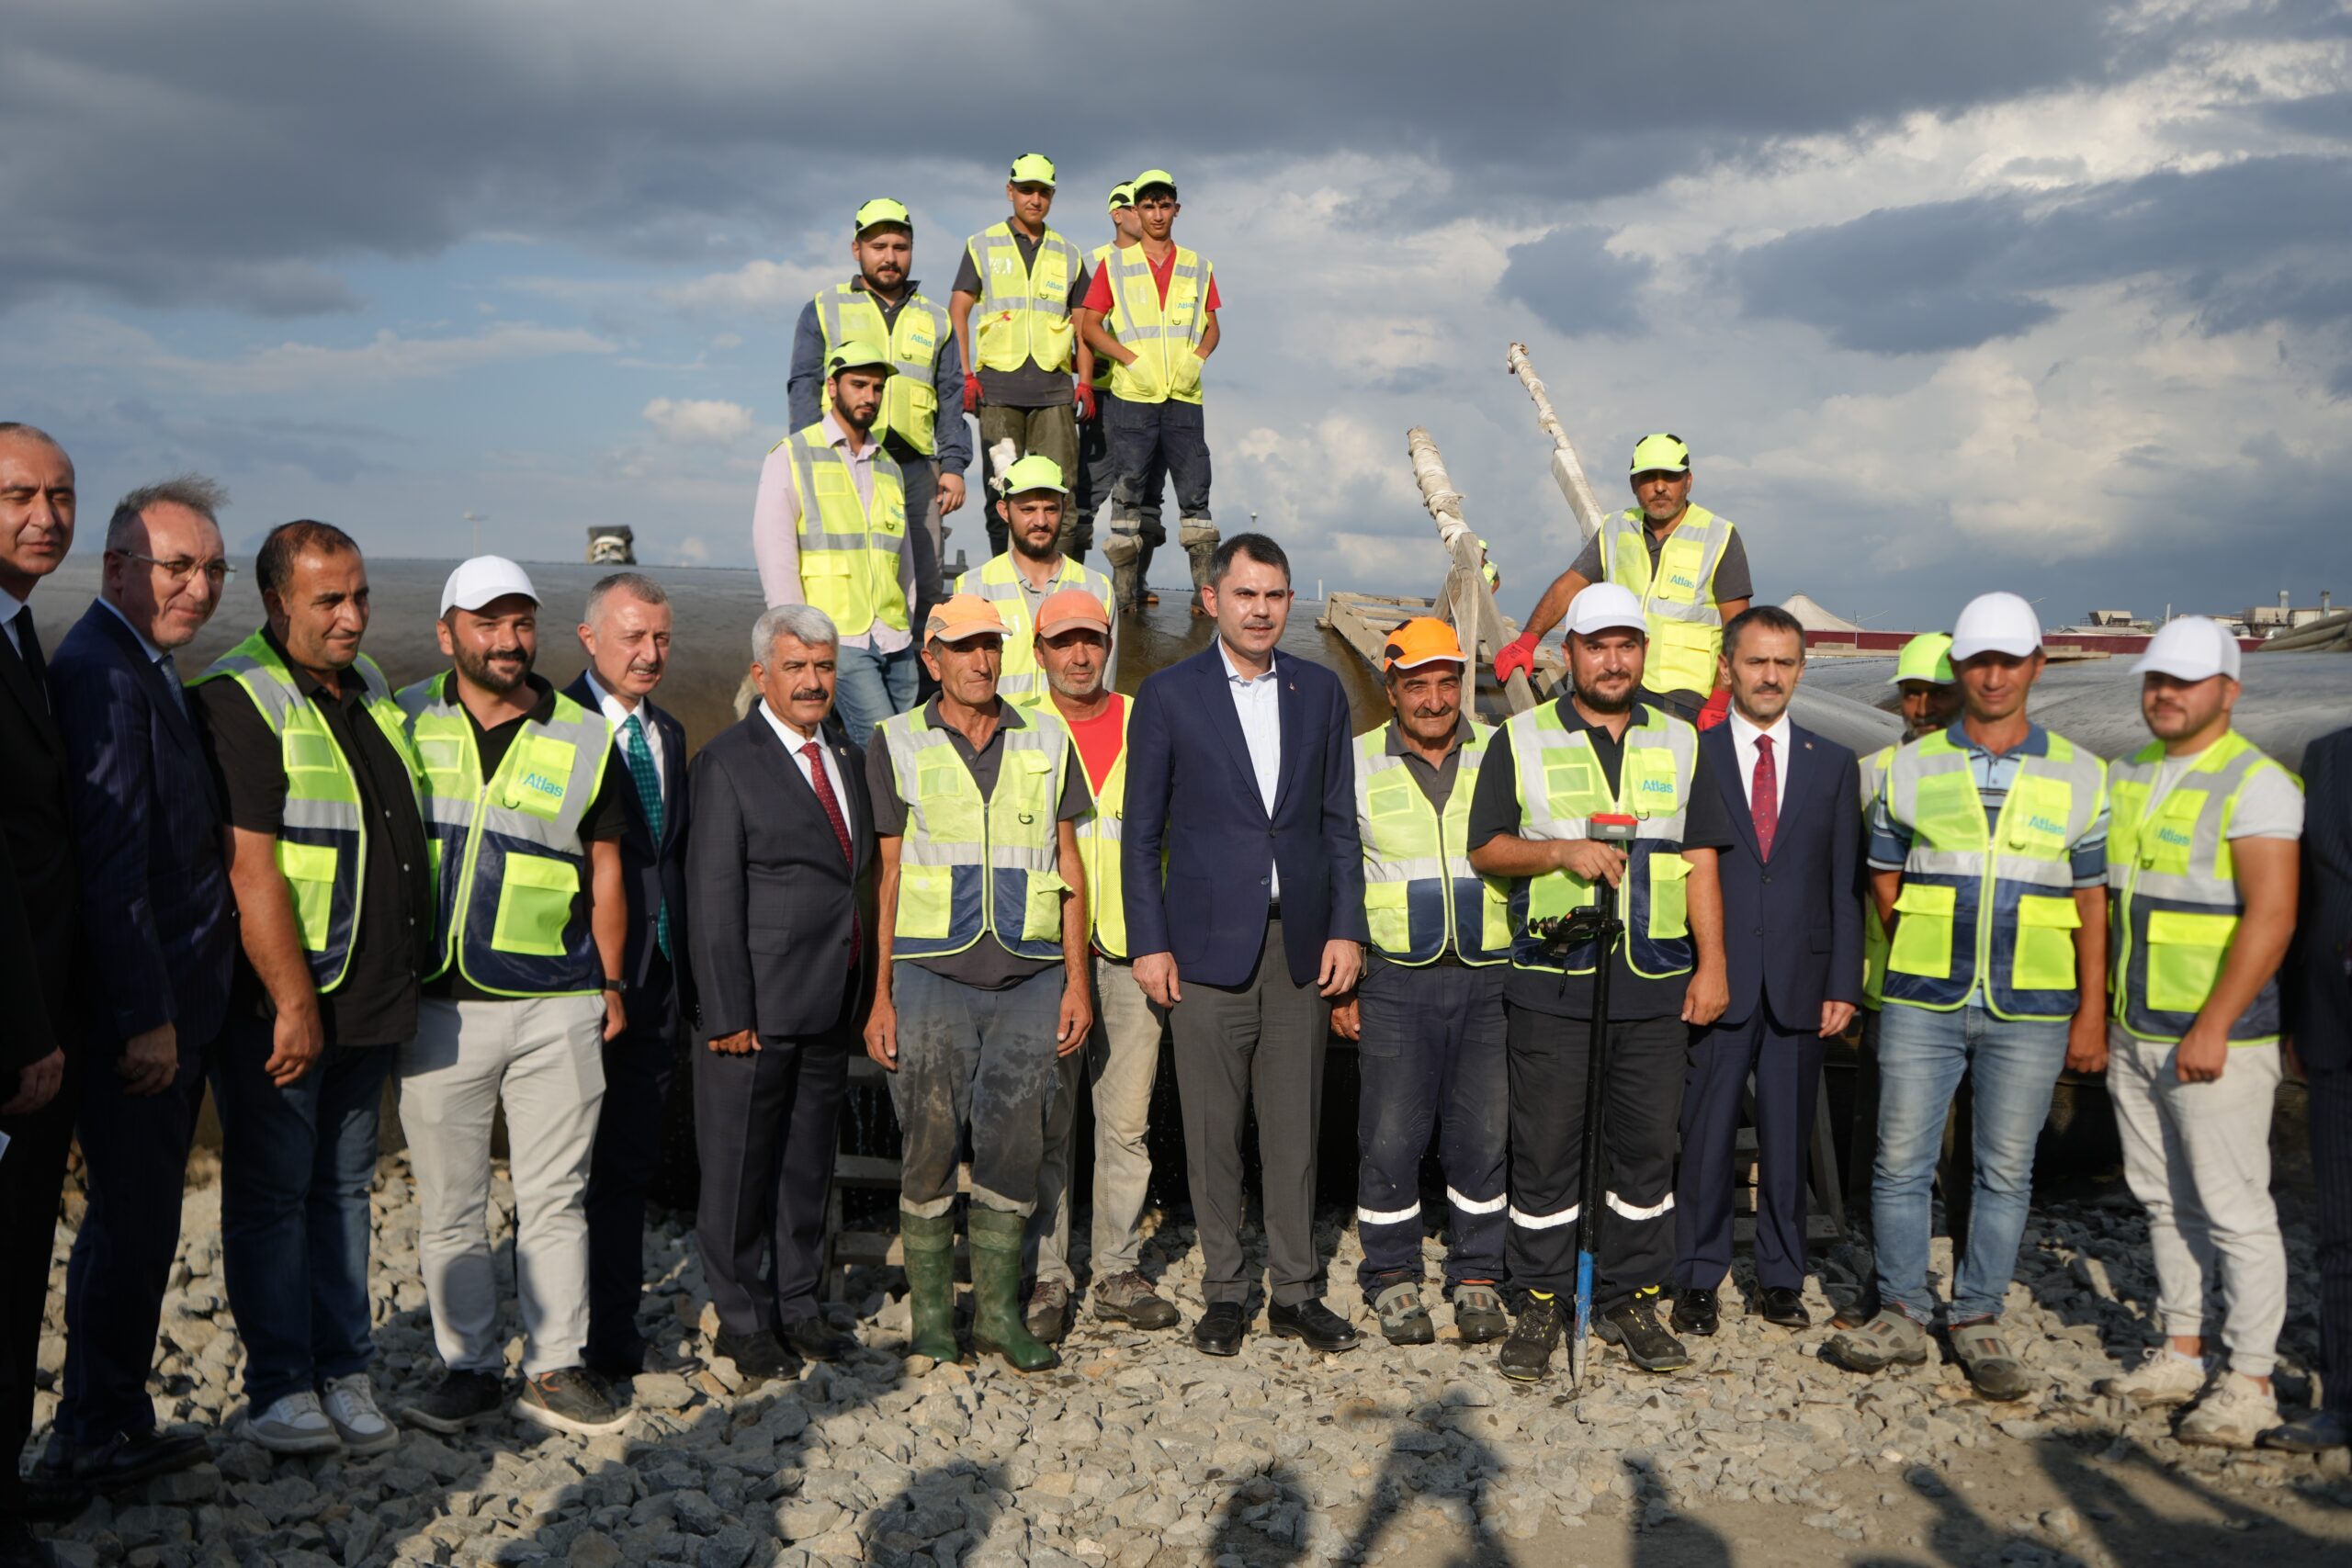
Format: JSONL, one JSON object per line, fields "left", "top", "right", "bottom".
{"left": 20, "top": 1151, "right": 2352, "bottom": 1567}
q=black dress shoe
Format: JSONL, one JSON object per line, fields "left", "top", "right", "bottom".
{"left": 713, "top": 1329, "right": 797, "bottom": 1382}
{"left": 778, "top": 1314, "right": 861, "bottom": 1363}
{"left": 1670, "top": 1286, "right": 1719, "bottom": 1337}
{"left": 54, "top": 1428, "right": 209, "bottom": 1494}
{"left": 1268, "top": 1299, "right": 1363, "bottom": 1354}
{"left": 1193, "top": 1302, "right": 1247, "bottom": 1358}
{"left": 1757, "top": 1286, "right": 1811, "bottom": 1329}
{"left": 0, "top": 1515, "right": 58, "bottom": 1568}
{"left": 12, "top": 1472, "right": 88, "bottom": 1527}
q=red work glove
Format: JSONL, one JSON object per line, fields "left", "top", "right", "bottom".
{"left": 1075, "top": 382, "right": 1098, "bottom": 421}
{"left": 963, "top": 374, "right": 983, "bottom": 414}
{"left": 1696, "top": 688, "right": 1733, "bottom": 730}
{"left": 1493, "top": 630, "right": 1542, "bottom": 685}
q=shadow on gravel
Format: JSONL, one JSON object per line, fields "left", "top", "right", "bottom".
{"left": 1209, "top": 1415, "right": 1515, "bottom": 1566}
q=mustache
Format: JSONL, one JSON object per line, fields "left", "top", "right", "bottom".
{"left": 790, "top": 687, "right": 828, "bottom": 703}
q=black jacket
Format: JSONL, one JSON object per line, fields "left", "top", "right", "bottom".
{"left": 2290, "top": 725, "right": 2352, "bottom": 1073}
{"left": 0, "top": 608, "right": 74, "bottom": 1077}
{"left": 562, "top": 673, "right": 693, "bottom": 1031}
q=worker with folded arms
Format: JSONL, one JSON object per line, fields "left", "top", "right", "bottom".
{"left": 1493, "top": 434, "right": 1751, "bottom": 727}
{"left": 951, "top": 456, "right": 1114, "bottom": 709}
{"left": 1074, "top": 182, "right": 1167, "bottom": 603}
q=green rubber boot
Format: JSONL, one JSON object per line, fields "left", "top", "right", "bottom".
{"left": 966, "top": 1206, "right": 1058, "bottom": 1373}
{"left": 899, "top": 1209, "right": 961, "bottom": 1364}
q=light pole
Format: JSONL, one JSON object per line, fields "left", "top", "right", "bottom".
{"left": 463, "top": 512, "right": 487, "bottom": 558}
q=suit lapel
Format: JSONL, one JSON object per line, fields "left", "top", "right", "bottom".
{"left": 1777, "top": 722, "right": 1818, "bottom": 842}
{"left": 0, "top": 619, "right": 62, "bottom": 757}
{"left": 751, "top": 707, "right": 853, "bottom": 868}
{"left": 1196, "top": 649, "right": 1265, "bottom": 818}
{"left": 1270, "top": 660, "right": 1306, "bottom": 818}
{"left": 87, "top": 604, "right": 217, "bottom": 815}
{"left": 1707, "top": 723, "right": 1759, "bottom": 860}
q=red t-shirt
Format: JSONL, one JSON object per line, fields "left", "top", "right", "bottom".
{"left": 1066, "top": 694, "right": 1128, "bottom": 796}
{"left": 1082, "top": 247, "right": 1222, "bottom": 315}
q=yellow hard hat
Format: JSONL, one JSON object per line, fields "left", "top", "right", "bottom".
{"left": 1008, "top": 152, "right": 1057, "bottom": 187}
{"left": 854, "top": 197, "right": 911, "bottom": 235}
{"left": 1106, "top": 182, "right": 1136, "bottom": 213}
{"left": 1891, "top": 632, "right": 1956, "bottom": 686}
{"left": 824, "top": 340, "right": 892, "bottom": 378}
{"left": 1629, "top": 433, "right": 1690, "bottom": 475}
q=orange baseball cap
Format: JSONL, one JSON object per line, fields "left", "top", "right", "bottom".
{"left": 1382, "top": 615, "right": 1465, "bottom": 671}
{"left": 1035, "top": 587, "right": 1110, "bottom": 638}
{"left": 924, "top": 593, "right": 1008, "bottom": 644}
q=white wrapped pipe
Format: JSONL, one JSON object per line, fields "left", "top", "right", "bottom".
{"left": 1506, "top": 341, "right": 1610, "bottom": 541}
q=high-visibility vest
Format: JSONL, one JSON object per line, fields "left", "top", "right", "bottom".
{"left": 813, "top": 282, "right": 950, "bottom": 457}
{"left": 194, "top": 628, "right": 425, "bottom": 993}
{"left": 1880, "top": 728, "right": 2106, "bottom": 1021}
{"left": 1067, "top": 695, "right": 1132, "bottom": 959}
{"left": 967, "top": 221, "right": 1084, "bottom": 376}
{"left": 1860, "top": 742, "right": 1895, "bottom": 1010}
{"left": 1501, "top": 702, "right": 1701, "bottom": 979}
{"left": 2107, "top": 730, "right": 2296, "bottom": 1043}
{"left": 1596, "top": 505, "right": 1737, "bottom": 698}
{"left": 397, "top": 674, "right": 614, "bottom": 998}
{"left": 1086, "top": 243, "right": 1122, "bottom": 390}
{"left": 1103, "top": 243, "right": 1213, "bottom": 406}
{"left": 952, "top": 552, "right": 1115, "bottom": 707}
{"left": 781, "top": 422, "right": 910, "bottom": 638}
{"left": 1353, "top": 722, "right": 1510, "bottom": 965}
{"left": 881, "top": 705, "right": 1073, "bottom": 962}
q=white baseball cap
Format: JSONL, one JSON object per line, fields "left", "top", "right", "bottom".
{"left": 1564, "top": 581, "right": 1649, "bottom": 638}
{"left": 1949, "top": 591, "right": 2041, "bottom": 662}
{"left": 440, "top": 555, "right": 540, "bottom": 616}
{"left": 2133, "top": 615, "right": 2242, "bottom": 682}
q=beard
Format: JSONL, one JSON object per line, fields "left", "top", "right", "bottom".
{"left": 1574, "top": 682, "right": 1634, "bottom": 714}
{"left": 455, "top": 641, "right": 531, "bottom": 694}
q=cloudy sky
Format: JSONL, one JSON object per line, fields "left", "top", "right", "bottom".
{"left": 7, "top": 0, "right": 2349, "bottom": 632}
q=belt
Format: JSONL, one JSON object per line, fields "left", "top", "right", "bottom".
{"left": 1266, "top": 899, "right": 1283, "bottom": 922}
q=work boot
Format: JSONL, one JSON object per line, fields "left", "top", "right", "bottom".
{"left": 1179, "top": 517, "right": 1218, "bottom": 612}
{"left": 1102, "top": 517, "right": 1142, "bottom": 612}
{"left": 1825, "top": 1307, "right": 1931, "bottom": 1373}
{"left": 1369, "top": 1279, "right": 1434, "bottom": 1346}
{"left": 1451, "top": 1282, "right": 1510, "bottom": 1345}
{"left": 1947, "top": 1317, "right": 2034, "bottom": 1402}
{"left": 1092, "top": 1270, "right": 1181, "bottom": 1330}
{"left": 1024, "top": 1279, "right": 1071, "bottom": 1344}
{"left": 2096, "top": 1346, "right": 2210, "bottom": 1408}
{"left": 967, "top": 1207, "right": 1057, "bottom": 1373}
{"left": 899, "top": 1209, "right": 961, "bottom": 1365}
{"left": 1596, "top": 1289, "right": 1690, "bottom": 1372}
{"left": 1497, "top": 1292, "right": 1566, "bottom": 1383}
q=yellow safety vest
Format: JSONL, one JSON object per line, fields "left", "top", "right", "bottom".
{"left": 967, "top": 221, "right": 1084, "bottom": 375}
{"left": 1597, "top": 505, "right": 1737, "bottom": 698}
{"left": 881, "top": 704, "right": 1073, "bottom": 962}
{"left": 1353, "top": 721, "right": 1510, "bottom": 965}
{"left": 1860, "top": 742, "right": 1894, "bottom": 1010}
{"left": 780, "top": 421, "right": 910, "bottom": 639}
{"left": 1104, "top": 243, "right": 1213, "bottom": 406}
{"left": 1086, "top": 243, "right": 1123, "bottom": 390}
{"left": 952, "top": 552, "right": 1116, "bottom": 707}
{"left": 1066, "top": 695, "right": 1133, "bottom": 959}
{"left": 813, "top": 283, "right": 950, "bottom": 457}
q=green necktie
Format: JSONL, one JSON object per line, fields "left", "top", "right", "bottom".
{"left": 621, "top": 713, "right": 670, "bottom": 959}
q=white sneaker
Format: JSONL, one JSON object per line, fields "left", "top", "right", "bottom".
{"left": 323, "top": 1373, "right": 401, "bottom": 1457}
{"left": 246, "top": 1390, "right": 343, "bottom": 1456}
{"left": 2096, "top": 1346, "right": 2209, "bottom": 1408}
{"left": 2177, "top": 1371, "right": 2278, "bottom": 1449}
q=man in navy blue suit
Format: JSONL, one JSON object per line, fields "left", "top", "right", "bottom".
{"left": 1122, "top": 533, "right": 1368, "bottom": 1357}
{"left": 564, "top": 572, "right": 694, "bottom": 1380}
{"left": 41, "top": 477, "right": 238, "bottom": 1495}
{"left": 1671, "top": 605, "right": 1862, "bottom": 1337}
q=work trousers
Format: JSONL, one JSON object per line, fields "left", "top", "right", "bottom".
{"left": 1871, "top": 1001, "right": 2067, "bottom": 1324}
{"left": 1676, "top": 1006, "right": 1827, "bottom": 1294}
{"left": 1108, "top": 397, "right": 1211, "bottom": 522}
{"left": 1026, "top": 953, "right": 1168, "bottom": 1288}
{"left": 212, "top": 1016, "right": 393, "bottom": 1412}
{"left": 831, "top": 640, "right": 919, "bottom": 757}
{"left": 582, "top": 957, "right": 684, "bottom": 1371}
{"left": 1080, "top": 397, "right": 1162, "bottom": 578}
{"left": 890, "top": 963, "right": 1065, "bottom": 1218}
{"left": 899, "top": 456, "right": 946, "bottom": 615}
{"left": 1506, "top": 1009, "right": 1686, "bottom": 1308}
{"left": 1170, "top": 918, "right": 1332, "bottom": 1308}
{"left": 1353, "top": 959, "right": 1508, "bottom": 1293}
{"left": 2109, "top": 1028, "right": 2287, "bottom": 1376}
{"left": 978, "top": 402, "right": 1079, "bottom": 557}
{"left": 59, "top": 1023, "right": 219, "bottom": 1446}
{"left": 693, "top": 1002, "right": 852, "bottom": 1337}
{"left": 400, "top": 994, "right": 605, "bottom": 1378}
{"left": 2309, "top": 1062, "right": 2352, "bottom": 1415}
{"left": 0, "top": 1072, "right": 74, "bottom": 1517}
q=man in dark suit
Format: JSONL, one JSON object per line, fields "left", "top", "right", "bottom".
{"left": 1672, "top": 605, "right": 1862, "bottom": 1337}
{"left": 564, "top": 571, "right": 693, "bottom": 1381}
{"left": 1123, "top": 533, "right": 1368, "bottom": 1358}
{"left": 2270, "top": 723, "right": 2352, "bottom": 1453}
{"left": 43, "top": 477, "right": 238, "bottom": 1495}
{"left": 0, "top": 424, "right": 85, "bottom": 1566}
{"left": 687, "top": 604, "right": 874, "bottom": 1380}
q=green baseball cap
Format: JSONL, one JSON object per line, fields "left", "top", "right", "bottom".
{"left": 824, "top": 340, "right": 893, "bottom": 378}
{"left": 1891, "top": 632, "right": 1957, "bottom": 686}
{"left": 1001, "top": 454, "right": 1069, "bottom": 496}
{"left": 1009, "top": 152, "right": 1057, "bottom": 187}
{"left": 854, "top": 197, "right": 911, "bottom": 235}
{"left": 1106, "top": 182, "right": 1136, "bottom": 213}
{"left": 1629, "top": 433, "right": 1690, "bottom": 474}
{"left": 1132, "top": 167, "right": 1178, "bottom": 198}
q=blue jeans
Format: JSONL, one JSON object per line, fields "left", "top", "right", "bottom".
{"left": 831, "top": 639, "right": 919, "bottom": 753}
{"left": 1871, "top": 1002, "right": 2068, "bottom": 1323}
{"left": 211, "top": 1015, "right": 395, "bottom": 1411}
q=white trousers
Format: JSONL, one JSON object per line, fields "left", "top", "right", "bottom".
{"left": 1026, "top": 955, "right": 1165, "bottom": 1287}
{"left": 401, "top": 996, "right": 606, "bottom": 1378}
{"left": 2109, "top": 1026, "right": 2287, "bottom": 1376}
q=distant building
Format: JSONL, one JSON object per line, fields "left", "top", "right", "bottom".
{"left": 2244, "top": 589, "right": 2335, "bottom": 633}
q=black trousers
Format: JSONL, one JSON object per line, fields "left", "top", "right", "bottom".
{"left": 582, "top": 956, "right": 684, "bottom": 1369}
{"left": 1676, "top": 1006, "right": 1826, "bottom": 1293}
{"left": 2310, "top": 1063, "right": 2352, "bottom": 1416}
{"left": 0, "top": 1073, "right": 75, "bottom": 1515}
{"left": 692, "top": 1010, "right": 852, "bottom": 1337}
{"left": 1505, "top": 1008, "right": 1685, "bottom": 1308}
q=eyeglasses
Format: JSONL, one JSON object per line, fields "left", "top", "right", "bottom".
{"left": 119, "top": 552, "right": 235, "bottom": 586}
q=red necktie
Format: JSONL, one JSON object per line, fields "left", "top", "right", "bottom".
{"left": 1751, "top": 733, "right": 1779, "bottom": 863}
{"left": 803, "top": 740, "right": 858, "bottom": 966}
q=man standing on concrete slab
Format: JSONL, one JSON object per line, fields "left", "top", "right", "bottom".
{"left": 1075, "top": 182, "right": 1165, "bottom": 592}
{"left": 1331, "top": 617, "right": 1511, "bottom": 1348}
{"left": 1123, "top": 534, "right": 1367, "bottom": 1359}
{"left": 952, "top": 455, "right": 1114, "bottom": 709}
{"left": 951, "top": 153, "right": 1089, "bottom": 555}
{"left": 2089, "top": 617, "right": 2299, "bottom": 1448}
{"left": 192, "top": 521, "right": 428, "bottom": 1461}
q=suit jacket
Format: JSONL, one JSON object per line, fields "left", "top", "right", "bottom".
{"left": 686, "top": 706, "right": 876, "bottom": 1043}
{"left": 1702, "top": 718, "right": 1864, "bottom": 1032}
{"left": 1123, "top": 644, "right": 1368, "bottom": 989}
{"left": 50, "top": 602, "right": 235, "bottom": 1048}
{"left": 563, "top": 672, "right": 693, "bottom": 1031}
{"left": 0, "top": 606, "right": 73, "bottom": 1077}
{"left": 2290, "top": 725, "right": 2352, "bottom": 1072}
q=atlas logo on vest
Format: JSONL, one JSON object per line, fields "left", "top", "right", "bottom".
{"left": 520, "top": 771, "right": 568, "bottom": 801}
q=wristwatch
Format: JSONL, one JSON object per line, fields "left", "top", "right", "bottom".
{"left": 603, "top": 977, "right": 626, "bottom": 993}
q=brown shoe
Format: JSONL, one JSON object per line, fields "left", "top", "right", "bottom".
{"left": 1024, "top": 1279, "right": 1071, "bottom": 1343}
{"left": 1092, "top": 1270, "right": 1181, "bottom": 1330}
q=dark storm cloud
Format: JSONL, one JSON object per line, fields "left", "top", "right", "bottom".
{"left": 1498, "top": 227, "right": 1654, "bottom": 337}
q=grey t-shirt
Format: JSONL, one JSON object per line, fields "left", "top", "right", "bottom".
{"left": 953, "top": 228, "right": 1091, "bottom": 409}
{"left": 867, "top": 696, "right": 1090, "bottom": 988}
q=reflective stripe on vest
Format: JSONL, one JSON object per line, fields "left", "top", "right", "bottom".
{"left": 968, "top": 222, "right": 1084, "bottom": 375}
{"left": 1071, "top": 696, "right": 1131, "bottom": 959}
{"left": 1354, "top": 723, "right": 1510, "bottom": 966}
{"left": 952, "top": 553, "right": 1115, "bottom": 706}
{"left": 1597, "top": 506, "right": 1736, "bottom": 697}
{"left": 814, "top": 283, "right": 948, "bottom": 456}
{"left": 882, "top": 705, "right": 1072, "bottom": 961}
{"left": 2107, "top": 731, "right": 2294, "bottom": 1043}
{"left": 396, "top": 675, "right": 614, "bottom": 997}
{"left": 1104, "top": 243, "right": 1212, "bottom": 406}
{"left": 1860, "top": 743, "right": 1894, "bottom": 1010}
{"left": 194, "top": 630, "right": 424, "bottom": 994}
{"left": 1086, "top": 243, "right": 1122, "bottom": 389}
{"left": 1880, "top": 729, "right": 2106, "bottom": 1021}
{"left": 783, "top": 422, "right": 910, "bottom": 638}
{"left": 1501, "top": 704, "right": 1699, "bottom": 978}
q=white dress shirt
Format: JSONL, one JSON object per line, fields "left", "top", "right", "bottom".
{"left": 584, "top": 669, "right": 666, "bottom": 803}
{"left": 1728, "top": 707, "right": 1791, "bottom": 815}
{"left": 760, "top": 700, "right": 854, "bottom": 829}
{"left": 0, "top": 581, "right": 27, "bottom": 657}
{"left": 1219, "top": 639, "right": 1283, "bottom": 898}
